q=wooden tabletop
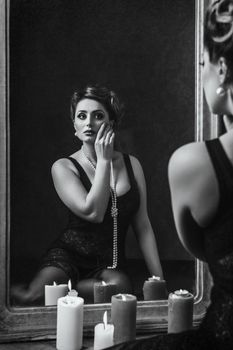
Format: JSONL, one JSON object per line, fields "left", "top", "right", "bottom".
{"left": 0, "top": 338, "right": 94, "bottom": 350}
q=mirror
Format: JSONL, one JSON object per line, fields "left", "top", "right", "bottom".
{"left": 10, "top": 0, "right": 196, "bottom": 306}
{"left": 0, "top": 0, "right": 212, "bottom": 342}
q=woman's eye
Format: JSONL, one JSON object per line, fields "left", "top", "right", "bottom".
{"left": 77, "top": 113, "right": 86, "bottom": 120}
{"left": 95, "top": 113, "right": 104, "bottom": 120}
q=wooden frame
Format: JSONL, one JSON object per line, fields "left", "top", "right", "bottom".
{"left": 0, "top": 0, "right": 212, "bottom": 342}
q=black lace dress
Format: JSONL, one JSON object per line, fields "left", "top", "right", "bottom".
{"left": 41, "top": 154, "right": 140, "bottom": 283}
{"left": 106, "top": 138, "right": 233, "bottom": 350}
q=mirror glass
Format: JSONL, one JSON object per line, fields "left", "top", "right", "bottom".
{"left": 10, "top": 0, "right": 196, "bottom": 306}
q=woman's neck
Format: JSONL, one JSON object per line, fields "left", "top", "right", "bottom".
{"left": 81, "top": 143, "right": 97, "bottom": 164}
{"left": 223, "top": 114, "right": 233, "bottom": 132}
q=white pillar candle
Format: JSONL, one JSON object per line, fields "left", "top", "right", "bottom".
{"left": 168, "top": 289, "right": 194, "bottom": 334}
{"left": 94, "top": 281, "right": 117, "bottom": 304}
{"left": 94, "top": 311, "right": 114, "bottom": 350}
{"left": 45, "top": 281, "right": 68, "bottom": 306}
{"left": 56, "top": 281, "right": 84, "bottom": 350}
{"left": 111, "top": 293, "right": 137, "bottom": 344}
{"left": 143, "top": 276, "right": 167, "bottom": 301}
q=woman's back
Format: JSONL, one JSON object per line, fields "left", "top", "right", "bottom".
{"left": 198, "top": 137, "right": 233, "bottom": 348}
{"left": 106, "top": 136, "right": 233, "bottom": 349}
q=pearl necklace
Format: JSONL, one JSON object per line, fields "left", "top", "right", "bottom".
{"left": 81, "top": 147, "right": 118, "bottom": 269}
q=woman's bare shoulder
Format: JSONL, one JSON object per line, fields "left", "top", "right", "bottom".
{"left": 51, "top": 157, "right": 80, "bottom": 177}
{"left": 168, "top": 141, "right": 208, "bottom": 179}
{"left": 127, "top": 154, "right": 141, "bottom": 167}
{"left": 168, "top": 142, "right": 212, "bottom": 191}
{"left": 125, "top": 154, "right": 145, "bottom": 183}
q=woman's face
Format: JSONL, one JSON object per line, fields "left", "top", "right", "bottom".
{"left": 202, "top": 49, "right": 227, "bottom": 115}
{"left": 74, "top": 98, "right": 111, "bottom": 143}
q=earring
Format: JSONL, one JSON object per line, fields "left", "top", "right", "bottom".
{"left": 74, "top": 131, "right": 78, "bottom": 137}
{"left": 216, "top": 86, "right": 226, "bottom": 96}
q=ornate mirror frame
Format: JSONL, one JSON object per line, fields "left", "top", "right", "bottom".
{"left": 0, "top": 0, "right": 213, "bottom": 342}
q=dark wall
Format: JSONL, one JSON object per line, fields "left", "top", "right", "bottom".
{"left": 10, "top": 0, "right": 195, "bottom": 265}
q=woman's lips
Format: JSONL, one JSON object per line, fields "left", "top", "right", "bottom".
{"left": 84, "top": 130, "right": 95, "bottom": 136}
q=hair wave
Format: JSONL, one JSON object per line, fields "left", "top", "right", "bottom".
{"left": 205, "top": 0, "right": 233, "bottom": 78}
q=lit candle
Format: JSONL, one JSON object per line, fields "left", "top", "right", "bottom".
{"left": 143, "top": 276, "right": 167, "bottom": 301}
{"left": 44, "top": 281, "right": 68, "bottom": 306}
{"left": 94, "top": 281, "right": 117, "bottom": 304}
{"left": 111, "top": 293, "right": 137, "bottom": 344}
{"left": 94, "top": 311, "right": 114, "bottom": 350}
{"left": 56, "top": 280, "right": 84, "bottom": 350}
{"left": 168, "top": 289, "right": 194, "bottom": 334}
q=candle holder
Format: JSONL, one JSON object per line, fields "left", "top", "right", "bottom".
{"left": 143, "top": 276, "right": 167, "bottom": 301}
{"left": 168, "top": 289, "right": 194, "bottom": 334}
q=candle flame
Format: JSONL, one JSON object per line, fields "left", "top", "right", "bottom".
{"left": 174, "top": 289, "right": 189, "bottom": 297}
{"left": 122, "top": 294, "right": 127, "bottom": 301}
{"left": 53, "top": 281, "right": 57, "bottom": 286}
{"left": 103, "top": 311, "right": 107, "bottom": 329}
{"left": 102, "top": 281, "right": 107, "bottom": 286}
{"left": 68, "top": 279, "right": 72, "bottom": 291}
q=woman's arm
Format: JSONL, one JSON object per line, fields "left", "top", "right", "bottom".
{"left": 51, "top": 125, "right": 115, "bottom": 223}
{"left": 130, "top": 156, "right": 164, "bottom": 279}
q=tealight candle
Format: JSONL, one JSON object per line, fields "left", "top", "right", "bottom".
{"left": 56, "top": 280, "right": 84, "bottom": 350}
{"left": 168, "top": 289, "right": 194, "bottom": 334}
{"left": 143, "top": 276, "right": 167, "bottom": 301}
{"left": 45, "top": 281, "right": 68, "bottom": 306}
{"left": 94, "top": 281, "right": 117, "bottom": 304}
{"left": 111, "top": 293, "right": 137, "bottom": 344}
{"left": 94, "top": 311, "right": 114, "bottom": 350}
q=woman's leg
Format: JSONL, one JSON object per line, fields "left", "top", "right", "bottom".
{"left": 75, "top": 269, "right": 133, "bottom": 304}
{"left": 76, "top": 278, "right": 100, "bottom": 304}
{"left": 11, "top": 266, "right": 69, "bottom": 306}
{"left": 99, "top": 269, "right": 133, "bottom": 294}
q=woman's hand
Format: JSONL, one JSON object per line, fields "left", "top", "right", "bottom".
{"left": 95, "top": 123, "right": 115, "bottom": 162}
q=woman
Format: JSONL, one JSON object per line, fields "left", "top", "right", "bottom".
{"left": 105, "top": 0, "right": 233, "bottom": 349}
{"left": 11, "top": 85, "right": 164, "bottom": 305}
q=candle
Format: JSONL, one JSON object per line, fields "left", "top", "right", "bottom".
{"left": 143, "top": 276, "right": 167, "bottom": 301}
{"left": 111, "top": 293, "right": 137, "bottom": 344}
{"left": 94, "top": 311, "right": 114, "bottom": 350}
{"left": 56, "top": 280, "right": 84, "bottom": 350}
{"left": 44, "top": 281, "right": 68, "bottom": 306}
{"left": 94, "top": 281, "right": 117, "bottom": 304}
{"left": 168, "top": 289, "right": 194, "bottom": 334}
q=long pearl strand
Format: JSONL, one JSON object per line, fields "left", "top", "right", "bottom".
{"left": 81, "top": 147, "right": 118, "bottom": 269}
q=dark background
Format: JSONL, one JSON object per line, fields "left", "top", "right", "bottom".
{"left": 10, "top": 0, "right": 195, "bottom": 278}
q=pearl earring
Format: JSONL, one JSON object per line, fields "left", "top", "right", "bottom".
{"left": 74, "top": 131, "right": 78, "bottom": 137}
{"left": 216, "top": 86, "right": 226, "bottom": 96}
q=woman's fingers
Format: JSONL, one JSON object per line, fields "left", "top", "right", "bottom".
{"left": 102, "top": 125, "right": 111, "bottom": 141}
{"left": 95, "top": 123, "right": 107, "bottom": 142}
{"left": 96, "top": 124, "right": 113, "bottom": 144}
{"left": 109, "top": 132, "right": 115, "bottom": 145}
{"left": 104, "top": 128, "right": 114, "bottom": 144}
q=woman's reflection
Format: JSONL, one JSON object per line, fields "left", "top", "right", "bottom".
{"left": 11, "top": 84, "right": 164, "bottom": 305}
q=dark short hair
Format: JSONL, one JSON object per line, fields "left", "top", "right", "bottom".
{"left": 204, "top": 0, "right": 233, "bottom": 79}
{"left": 70, "top": 84, "right": 124, "bottom": 129}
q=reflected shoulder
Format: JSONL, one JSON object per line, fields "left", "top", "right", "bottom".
{"left": 127, "top": 155, "right": 145, "bottom": 184}
{"left": 128, "top": 154, "right": 143, "bottom": 173}
{"left": 51, "top": 157, "right": 79, "bottom": 177}
{"left": 128, "top": 154, "right": 141, "bottom": 167}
